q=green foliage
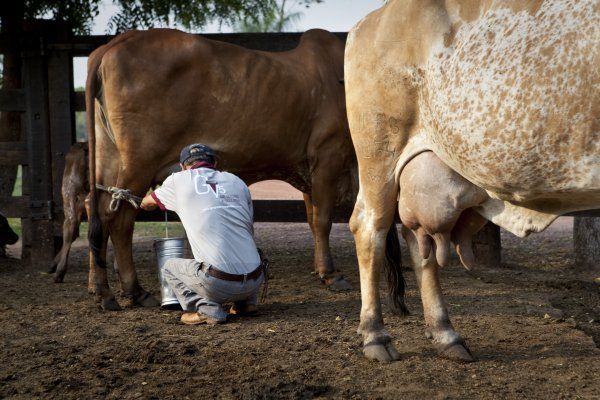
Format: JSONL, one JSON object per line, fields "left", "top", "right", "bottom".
{"left": 22, "top": 0, "right": 102, "bottom": 34}
{"left": 5, "top": 0, "right": 325, "bottom": 34}
{"left": 107, "top": 0, "right": 276, "bottom": 33}
{"left": 11, "top": 0, "right": 322, "bottom": 34}
{"left": 235, "top": 0, "right": 305, "bottom": 32}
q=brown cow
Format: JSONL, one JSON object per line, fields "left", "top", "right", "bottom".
{"left": 49, "top": 142, "right": 88, "bottom": 283}
{"left": 86, "top": 29, "right": 357, "bottom": 310}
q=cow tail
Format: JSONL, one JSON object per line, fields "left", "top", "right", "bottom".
{"left": 86, "top": 52, "right": 106, "bottom": 270}
{"left": 85, "top": 32, "right": 139, "bottom": 271}
{"left": 384, "top": 224, "right": 409, "bottom": 316}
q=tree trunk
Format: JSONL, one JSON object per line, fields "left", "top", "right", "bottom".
{"left": 574, "top": 217, "right": 600, "bottom": 271}
{"left": 473, "top": 222, "right": 501, "bottom": 267}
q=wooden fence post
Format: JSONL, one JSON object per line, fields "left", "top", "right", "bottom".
{"left": 22, "top": 34, "right": 55, "bottom": 269}
{"left": 574, "top": 217, "right": 600, "bottom": 271}
{"left": 473, "top": 222, "right": 501, "bottom": 267}
{"left": 47, "top": 25, "right": 75, "bottom": 250}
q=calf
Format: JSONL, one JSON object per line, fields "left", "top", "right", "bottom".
{"left": 50, "top": 142, "right": 88, "bottom": 282}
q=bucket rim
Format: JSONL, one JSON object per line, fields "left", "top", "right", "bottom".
{"left": 153, "top": 237, "right": 187, "bottom": 244}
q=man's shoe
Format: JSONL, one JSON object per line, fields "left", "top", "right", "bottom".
{"left": 229, "top": 303, "right": 259, "bottom": 317}
{"left": 180, "top": 312, "right": 222, "bottom": 326}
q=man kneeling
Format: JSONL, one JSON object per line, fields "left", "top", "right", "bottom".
{"left": 141, "top": 144, "right": 265, "bottom": 325}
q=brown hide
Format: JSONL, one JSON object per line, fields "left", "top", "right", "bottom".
{"left": 86, "top": 28, "right": 356, "bottom": 307}
{"left": 51, "top": 142, "right": 88, "bottom": 282}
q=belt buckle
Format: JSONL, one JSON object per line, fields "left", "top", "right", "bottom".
{"left": 242, "top": 273, "right": 248, "bottom": 284}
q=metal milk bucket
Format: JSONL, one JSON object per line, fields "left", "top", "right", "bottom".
{"left": 154, "top": 237, "right": 188, "bottom": 308}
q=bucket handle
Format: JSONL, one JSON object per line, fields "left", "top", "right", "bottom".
{"left": 164, "top": 211, "right": 169, "bottom": 238}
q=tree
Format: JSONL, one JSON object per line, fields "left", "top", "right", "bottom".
{"left": 235, "top": 0, "right": 306, "bottom": 33}
{"left": 1, "top": 0, "right": 318, "bottom": 198}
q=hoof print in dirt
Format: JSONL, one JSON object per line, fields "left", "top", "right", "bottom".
{"left": 99, "top": 297, "right": 122, "bottom": 311}
{"left": 324, "top": 276, "right": 353, "bottom": 292}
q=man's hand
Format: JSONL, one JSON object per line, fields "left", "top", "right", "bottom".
{"left": 140, "top": 193, "right": 158, "bottom": 211}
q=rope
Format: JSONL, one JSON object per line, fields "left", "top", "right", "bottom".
{"left": 95, "top": 184, "right": 143, "bottom": 212}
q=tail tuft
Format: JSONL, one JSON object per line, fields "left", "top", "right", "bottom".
{"left": 384, "top": 224, "right": 409, "bottom": 316}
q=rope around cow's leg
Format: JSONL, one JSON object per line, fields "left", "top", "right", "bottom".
{"left": 95, "top": 184, "right": 143, "bottom": 212}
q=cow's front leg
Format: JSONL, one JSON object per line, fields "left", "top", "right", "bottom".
{"left": 402, "top": 225, "right": 474, "bottom": 362}
{"left": 109, "top": 205, "right": 159, "bottom": 308}
{"left": 306, "top": 187, "right": 352, "bottom": 291}
{"left": 351, "top": 189, "right": 400, "bottom": 362}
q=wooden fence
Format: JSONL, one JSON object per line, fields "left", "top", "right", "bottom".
{"left": 0, "top": 21, "right": 597, "bottom": 269}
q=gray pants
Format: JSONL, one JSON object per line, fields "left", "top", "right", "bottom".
{"left": 163, "top": 258, "right": 263, "bottom": 322}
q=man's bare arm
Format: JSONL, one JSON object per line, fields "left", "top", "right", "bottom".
{"left": 140, "top": 193, "right": 158, "bottom": 211}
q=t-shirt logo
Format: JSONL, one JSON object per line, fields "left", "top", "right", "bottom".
{"left": 194, "top": 175, "right": 226, "bottom": 198}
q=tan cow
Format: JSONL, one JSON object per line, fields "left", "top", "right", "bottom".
{"left": 346, "top": 0, "right": 599, "bottom": 362}
{"left": 86, "top": 29, "right": 357, "bottom": 310}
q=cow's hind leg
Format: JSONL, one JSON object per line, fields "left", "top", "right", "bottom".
{"left": 397, "top": 152, "right": 487, "bottom": 362}
{"left": 401, "top": 225, "right": 474, "bottom": 362}
{"left": 52, "top": 196, "right": 85, "bottom": 282}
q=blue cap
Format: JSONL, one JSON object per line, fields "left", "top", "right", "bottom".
{"left": 179, "top": 144, "right": 216, "bottom": 165}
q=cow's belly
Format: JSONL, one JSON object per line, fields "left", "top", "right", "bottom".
{"left": 421, "top": 0, "right": 600, "bottom": 204}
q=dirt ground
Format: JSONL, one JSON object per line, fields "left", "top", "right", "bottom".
{"left": 0, "top": 217, "right": 599, "bottom": 399}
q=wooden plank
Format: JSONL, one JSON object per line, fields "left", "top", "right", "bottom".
{"left": 253, "top": 200, "right": 307, "bottom": 222}
{"left": 22, "top": 40, "right": 55, "bottom": 268}
{"left": 0, "top": 196, "right": 29, "bottom": 218}
{"left": 47, "top": 46, "right": 76, "bottom": 236}
{"left": 0, "top": 141, "right": 27, "bottom": 165}
{"left": 47, "top": 32, "right": 349, "bottom": 57}
{"left": 574, "top": 217, "right": 600, "bottom": 270}
{"left": 566, "top": 209, "right": 600, "bottom": 218}
{"left": 0, "top": 89, "right": 26, "bottom": 112}
{"left": 473, "top": 222, "right": 501, "bottom": 267}
{"left": 73, "top": 91, "right": 85, "bottom": 112}
{"left": 78, "top": 200, "right": 352, "bottom": 223}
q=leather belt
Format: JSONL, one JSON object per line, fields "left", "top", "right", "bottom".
{"left": 202, "top": 263, "right": 264, "bottom": 282}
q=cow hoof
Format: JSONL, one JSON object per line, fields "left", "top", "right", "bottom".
{"left": 100, "top": 297, "right": 122, "bottom": 311}
{"left": 53, "top": 275, "right": 64, "bottom": 283}
{"left": 136, "top": 292, "right": 160, "bottom": 308}
{"left": 363, "top": 342, "right": 401, "bottom": 362}
{"left": 437, "top": 340, "right": 475, "bottom": 363}
{"left": 325, "top": 276, "right": 353, "bottom": 291}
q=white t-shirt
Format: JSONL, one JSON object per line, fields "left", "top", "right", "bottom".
{"left": 152, "top": 167, "right": 260, "bottom": 275}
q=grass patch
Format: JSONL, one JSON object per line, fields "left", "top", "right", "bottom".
{"left": 78, "top": 221, "right": 186, "bottom": 239}
{"left": 12, "top": 166, "right": 22, "bottom": 197}
{"left": 6, "top": 220, "right": 185, "bottom": 240}
{"left": 8, "top": 218, "right": 22, "bottom": 237}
